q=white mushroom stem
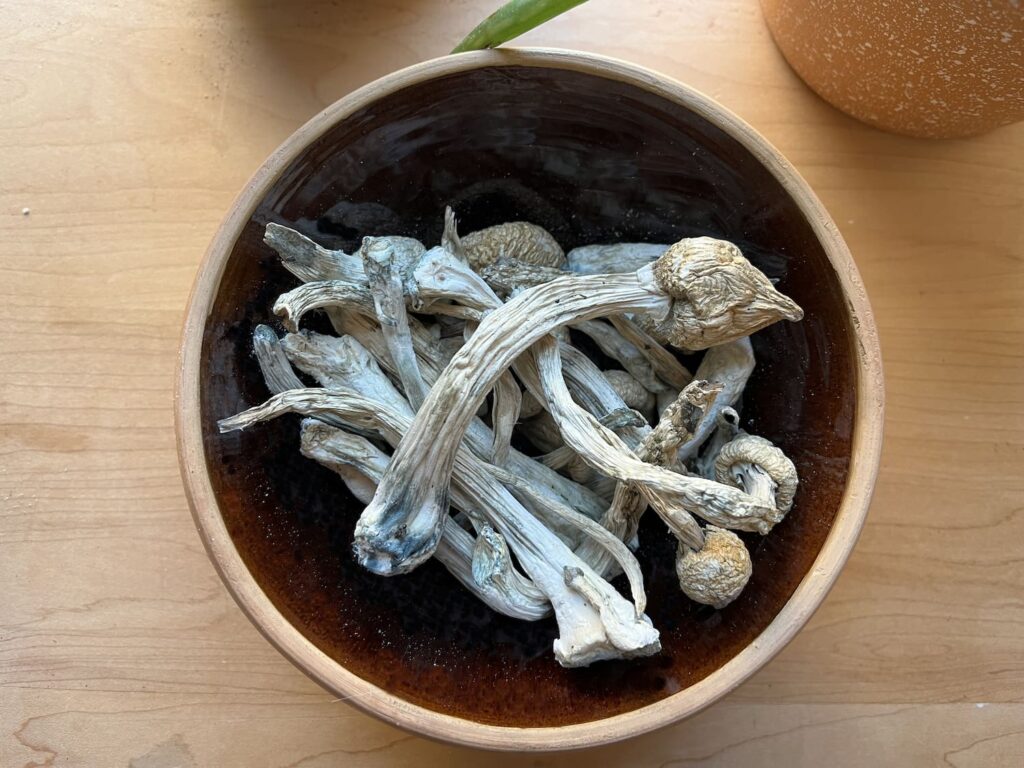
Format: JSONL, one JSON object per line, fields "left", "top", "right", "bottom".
{"left": 299, "top": 419, "right": 550, "bottom": 621}
{"left": 250, "top": 324, "right": 376, "bottom": 496}
{"left": 609, "top": 314, "right": 693, "bottom": 391}
{"left": 487, "top": 463, "right": 649, "bottom": 613}
{"left": 358, "top": 239, "right": 799, "bottom": 573}
{"left": 273, "top": 281, "right": 376, "bottom": 332}
{"left": 361, "top": 237, "right": 430, "bottom": 408}
{"left": 677, "top": 337, "right": 756, "bottom": 463}
{"left": 264, "top": 222, "right": 366, "bottom": 284}
{"left": 574, "top": 319, "right": 667, "bottom": 393}
{"left": 566, "top": 243, "right": 669, "bottom": 276}
{"left": 218, "top": 389, "right": 661, "bottom": 667}
{"left": 460, "top": 318, "right": 522, "bottom": 467}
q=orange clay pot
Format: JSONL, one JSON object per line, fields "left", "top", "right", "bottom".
{"left": 761, "top": 0, "right": 1024, "bottom": 138}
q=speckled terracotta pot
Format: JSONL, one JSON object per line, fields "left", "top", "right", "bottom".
{"left": 762, "top": 0, "right": 1024, "bottom": 138}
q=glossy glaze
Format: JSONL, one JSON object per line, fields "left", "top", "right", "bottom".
{"left": 200, "top": 65, "right": 855, "bottom": 727}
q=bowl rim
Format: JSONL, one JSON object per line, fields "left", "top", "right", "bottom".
{"left": 175, "top": 47, "right": 884, "bottom": 752}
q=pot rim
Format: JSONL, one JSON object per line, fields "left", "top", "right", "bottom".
{"left": 175, "top": 47, "right": 884, "bottom": 752}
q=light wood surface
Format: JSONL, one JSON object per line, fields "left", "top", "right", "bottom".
{"left": 2, "top": 0, "right": 1021, "bottom": 764}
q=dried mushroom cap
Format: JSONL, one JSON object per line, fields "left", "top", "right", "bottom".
{"left": 603, "top": 370, "right": 656, "bottom": 422}
{"left": 675, "top": 526, "right": 752, "bottom": 609}
{"left": 715, "top": 433, "right": 798, "bottom": 516}
{"left": 462, "top": 221, "right": 565, "bottom": 270}
{"left": 642, "top": 237, "right": 803, "bottom": 350}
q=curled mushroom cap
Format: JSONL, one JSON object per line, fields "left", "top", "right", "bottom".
{"left": 675, "top": 526, "right": 752, "bottom": 609}
{"left": 643, "top": 237, "right": 803, "bottom": 350}
{"left": 714, "top": 433, "right": 798, "bottom": 517}
{"left": 462, "top": 221, "right": 565, "bottom": 271}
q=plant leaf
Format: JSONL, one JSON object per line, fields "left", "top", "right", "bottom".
{"left": 452, "top": 0, "right": 591, "bottom": 53}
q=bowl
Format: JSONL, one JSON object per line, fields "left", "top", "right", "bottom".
{"left": 176, "top": 48, "right": 883, "bottom": 750}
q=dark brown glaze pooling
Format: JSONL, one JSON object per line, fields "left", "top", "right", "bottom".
{"left": 200, "top": 65, "right": 855, "bottom": 728}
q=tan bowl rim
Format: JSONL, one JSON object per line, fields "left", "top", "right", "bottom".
{"left": 175, "top": 47, "right": 884, "bottom": 752}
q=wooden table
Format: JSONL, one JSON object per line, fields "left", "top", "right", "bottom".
{"left": 2, "top": 1, "right": 1021, "bottom": 765}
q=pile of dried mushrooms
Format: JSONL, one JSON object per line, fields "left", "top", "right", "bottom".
{"left": 220, "top": 207, "right": 803, "bottom": 668}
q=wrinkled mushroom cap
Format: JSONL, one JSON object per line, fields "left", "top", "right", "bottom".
{"left": 462, "top": 222, "right": 565, "bottom": 271}
{"left": 715, "top": 433, "right": 799, "bottom": 514}
{"left": 675, "top": 525, "right": 752, "bottom": 609}
{"left": 645, "top": 237, "right": 803, "bottom": 350}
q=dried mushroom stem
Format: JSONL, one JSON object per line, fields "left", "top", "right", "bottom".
{"left": 678, "top": 337, "right": 756, "bottom": 463}
{"left": 488, "top": 463, "right": 648, "bottom": 614}
{"left": 574, "top": 319, "right": 667, "bottom": 393}
{"left": 250, "top": 324, "right": 376, "bottom": 500}
{"left": 219, "top": 389, "right": 660, "bottom": 667}
{"left": 566, "top": 243, "right": 669, "bottom": 276}
{"left": 299, "top": 419, "right": 550, "bottom": 621}
{"left": 608, "top": 314, "right": 693, "bottom": 391}
{"left": 361, "top": 237, "right": 431, "bottom": 408}
{"left": 264, "top": 222, "right": 367, "bottom": 284}
{"left": 356, "top": 238, "right": 799, "bottom": 574}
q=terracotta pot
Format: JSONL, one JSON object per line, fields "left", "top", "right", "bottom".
{"left": 176, "top": 48, "right": 884, "bottom": 749}
{"left": 762, "top": 0, "right": 1024, "bottom": 138}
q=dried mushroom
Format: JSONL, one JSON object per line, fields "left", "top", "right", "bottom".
{"left": 675, "top": 526, "right": 752, "bottom": 609}
{"left": 714, "top": 433, "right": 798, "bottom": 525}
{"left": 356, "top": 237, "right": 800, "bottom": 574}
{"left": 461, "top": 221, "right": 565, "bottom": 270}
{"left": 221, "top": 210, "right": 805, "bottom": 667}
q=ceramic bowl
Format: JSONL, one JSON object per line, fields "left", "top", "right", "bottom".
{"left": 176, "top": 48, "right": 883, "bottom": 750}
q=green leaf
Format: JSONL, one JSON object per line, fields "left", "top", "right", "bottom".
{"left": 452, "top": 0, "right": 591, "bottom": 54}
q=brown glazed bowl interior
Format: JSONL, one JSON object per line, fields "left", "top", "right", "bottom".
{"left": 177, "top": 49, "right": 883, "bottom": 751}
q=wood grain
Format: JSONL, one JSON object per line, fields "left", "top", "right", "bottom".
{"left": 1, "top": 0, "right": 1021, "bottom": 764}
